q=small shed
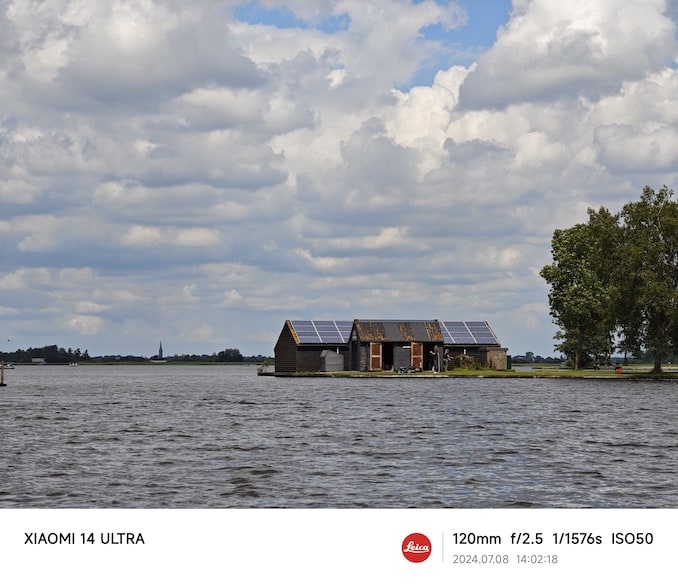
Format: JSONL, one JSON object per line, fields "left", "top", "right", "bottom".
{"left": 320, "top": 349, "right": 345, "bottom": 372}
{"left": 440, "top": 321, "right": 508, "bottom": 370}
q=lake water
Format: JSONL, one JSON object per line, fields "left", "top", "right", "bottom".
{"left": 1, "top": 365, "right": 676, "bottom": 508}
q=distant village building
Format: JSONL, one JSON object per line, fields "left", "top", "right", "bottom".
{"left": 274, "top": 319, "right": 508, "bottom": 374}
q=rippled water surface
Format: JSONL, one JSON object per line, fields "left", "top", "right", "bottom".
{"left": 1, "top": 365, "right": 676, "bottom": 508}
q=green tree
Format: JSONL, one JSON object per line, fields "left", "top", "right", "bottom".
{"left": 540, "top": 208, "right": 620, "bottom": 369}
{"left": 217, "top": 348, "right": 244, "bottom": 362}
{"left": 617, "top": 185, "right": 678, "bottom": 373}
{"left": 542, "top": 185, "right": 678, "bottom": 373}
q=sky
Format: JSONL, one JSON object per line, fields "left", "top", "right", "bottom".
{"left": 2, "top": 0, "right": 678, "bottom": 358}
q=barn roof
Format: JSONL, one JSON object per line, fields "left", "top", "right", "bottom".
{"left": 352, "top": 320, "right": 443, "bottom": 343}
{"left": 283, "top": 319, "right": 502, "bottom": 346}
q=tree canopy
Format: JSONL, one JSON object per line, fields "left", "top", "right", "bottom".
{"left": 541, "top": 185, "right": 678, "bottom": 372}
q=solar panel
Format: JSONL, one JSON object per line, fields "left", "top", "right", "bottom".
{"left": 466, "top": 321, "right": 499, "bottom": 344}
{"left": 289, "top": 320, "right": 319, "bottom": 343}
{"left": 290, "top": 320, "right": 352, "bottom": 344}
{"left": 440, "top": 321, "right": 474, "bottom": 344}
{"left": 440, "top": 321, "right": 499, "bottom": 345}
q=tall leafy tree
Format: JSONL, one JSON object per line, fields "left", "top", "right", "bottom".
{"left": 540, "top": 208, "right": 619, "bottom": 369}
{"left": 542, "top": 185, "right": 678, "bottom": 373}
{"left": 618, "top": 186, "right": 678, "bottom": 373}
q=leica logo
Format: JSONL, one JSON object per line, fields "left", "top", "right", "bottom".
{"left": 402, "top": 533, "right": 432, "bottom": 563}
{"left": 403, "top": 541, "right": 430, "bottom": 552}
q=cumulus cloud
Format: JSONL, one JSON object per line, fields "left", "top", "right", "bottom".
{"left": 458, "top": 0, "right": 677, "bottom": 108}
{"left": 595, "top": 123, "right": 678, "bottom": 172}
{"left": 7, "top": 1, "right": 263, "bottom": 108}
{"left": 121, "top": 225, "right": 222, "bottom": 248}
{"left": 0, "top": 268, "right": 52, "bottom": 290}
{"left": 68, "top": 315, "right": 106, "bottom": 335}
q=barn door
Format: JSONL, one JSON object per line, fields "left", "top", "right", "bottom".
{"left": 411, "top": 342, "right": 423, "bottom": 370}
{"left": 369, "top": 343, "right": 382, "bottom": 371}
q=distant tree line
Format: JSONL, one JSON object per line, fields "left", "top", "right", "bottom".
{"left": 1, "top": 345, "right": 270, "bottom": 364}
{"left": 540, "top": 185, "right": 678, "bottom": 372}
{"left": 511, "top": 353, "right": 562, "bottom": 364}
{"left": 1, "top": 345, "right": 90, "bottom": 364}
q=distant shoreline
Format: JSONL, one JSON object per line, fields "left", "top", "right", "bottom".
{"left": 3, "top": 361, "right": 261, "bottom": 367}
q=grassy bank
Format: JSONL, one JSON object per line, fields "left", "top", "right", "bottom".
{"left": 272, "top": 366, "right": 678, "bottom": 379}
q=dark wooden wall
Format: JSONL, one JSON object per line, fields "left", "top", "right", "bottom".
{"left": 274, "top": 323, "right": 297, "bottom": 373}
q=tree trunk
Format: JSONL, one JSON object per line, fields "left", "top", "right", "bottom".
{"left": 653, "top": 353, "right": 663, "bottom": 374}
{"left": 575, "top": 330, "right": 584, "bottom": 370}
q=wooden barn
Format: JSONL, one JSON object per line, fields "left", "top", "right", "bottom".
{"left": 348, "top": 320, "right": 507, "bottom": 372}
{"left": 348, "top": 319, "right": 442, "bottom": 372}
{"left": 274, "top": 319, "right": 508, "bottom": 373}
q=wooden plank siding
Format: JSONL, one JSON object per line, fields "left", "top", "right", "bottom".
{"left": 273, "top": 321, "right": 299, "bottom": 373}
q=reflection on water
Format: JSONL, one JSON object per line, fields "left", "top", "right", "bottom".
{"left": 1, "top": 366, "right": 676, "bottom": 508}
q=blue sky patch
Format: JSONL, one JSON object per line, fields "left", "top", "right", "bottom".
{"left": 233, "top": 2, "right": 309, "bottom": 30}
{"left": 450, "top": 0, "right": 512, "bottom": 50}
{"left": 233, "top": 2, "right": 350, "bottom": 33}
{"left": 407, "top": 0, "right": 512, "bottom": 87}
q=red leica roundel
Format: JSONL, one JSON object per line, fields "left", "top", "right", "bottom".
{"left": 402, "top": 532, "right": 432, "bottom": 563}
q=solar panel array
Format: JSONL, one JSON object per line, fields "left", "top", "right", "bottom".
{"left": 290, "top": 320, "right": 353, "bottom": 344}
{"left": 440, "top": 321, "right": 499, "bottom": 345}
{"left": 290, "top": 320, "right": 499, "bottom": 345}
